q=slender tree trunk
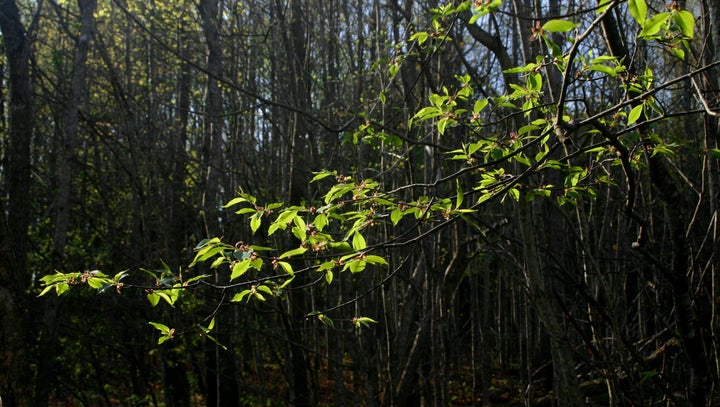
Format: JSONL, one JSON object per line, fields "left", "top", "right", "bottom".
{"left": 198, "top": 1, "right": 237, "bottom": 406}
{"left": 168, "top": 29, "right": 192, "bottom": 261}
{"left": 158, "top": 24, "right": 193, "bottom": 407}
{"left": 391, "top": 255, "right": 430, "bottom": 405}
{"left": 519, "top": 198, "right": 584, "bottom": 405}
{"left": 198, "top": 0, "right": 225, "bottom": 228}
{"left": 647, "top": 156, "right": 710, "bottom": 405}
{"left": 34, "top": 1, "right": 95, "bottom": 405}
{"left": 285, "top": 295, "right": 311, "bottom": 407}
{"left": 702, "top": 0, "right": 720, "bottom": 394}
{"left": 0, "top": 0, "right": 34, "bottom": 405}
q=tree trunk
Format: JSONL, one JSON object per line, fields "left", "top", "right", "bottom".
{"left": 198, "top": 1, "right": 237, "bottom": 405}
{"left": 0, "top": 0, "right": 34, "bottom": 405}
{"left": 519, "top": 198, "right": 584, "bottom": 405}
{"left": 198, "top": 0, "right": 226, "bottom": 229}
{"left": 35, "top": 1, "right": 95, "bottom": 405}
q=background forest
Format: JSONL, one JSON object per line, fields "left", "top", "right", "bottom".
{"left": 1, "top": 0, "right": 720, "bottom": 405}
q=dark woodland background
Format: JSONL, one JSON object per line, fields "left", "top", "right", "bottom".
{"left": 1, "top": 0, "right": 720, "bottom": 405}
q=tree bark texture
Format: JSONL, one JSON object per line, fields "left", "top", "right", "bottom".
{"left": 0, "top": 0, "right": 34, "bottom": 405}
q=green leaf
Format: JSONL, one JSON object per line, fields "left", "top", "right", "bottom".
{"left": 231, "top": 289, "right": 252, "bottom": 302}
{"left": 473, "top": 98, "right": 489, "bottom": 114}
{"left": 147, "top": 292, "right": 160, "bottom": 307}
{"left": 205, "top": 317, "right": 216, "bottom": 332}
{"left": 389, "top": 63, "right": 399, "bottom": 77}
{"left": 639, "top": 12, "right": 670, "bottom": 38}
{"left": 627, "top": 104, "right": 644, "bottom": 125}
{"left": 391, "top": 208, "right": 404, "bottom": 225}
{"left": 311, "top": 170, "right": 337, "bottom": 183}
{"left": 514, "top": 154, "right": 531, "bottom": 167}
{"left": 190, "top": 243, "right": 228, "bottom": 267}
{"left": 628, "top": 0, "right": 647, "bottom": 24}
{"left": 674, "top": 10, "right": 695, "bottom": 38}
{"left": 267, "top": 223, "right": 281, "bottom": 236}
{"left": 210, "top": 256, "right": 227, "bottom": 269}
{"left": 671, "top": 47, "right": 685, "bottom": 60}
{"left": 471, "top": 0, "right": 501, "bottom": 18}
{"left": 317, "top": 261, "right": 335, "bottom": 272}
{"left": 645, "top": 97, "right": 664, "bottom": 115}
{"left": 250, "top": 245, "right": 274, "bottom": 252}
{"left": 56, "top": 283, "right": 71, "bottom": 296}
{"left": 340, "top": 252, "right": 360, "bottom": 264}
{"left": 527, "top": 72, "right": 542, "bottom": 92}
{"left": 272, "top": 209, "right": 299, "bottom": 229}
{"left": 410, "top": 31, "right": 429, "bottom": 45}
{"left": 86, "top": 277, "right": 106, "bottom": 289}
{"left": 314, "top": 213, "right": 328, "bottom": 231}
{"left": 586, "top": 64, "right": 618, "bottom": 76}
{"left": 231, "top": 259, "right": 252, "bottom": 280}
{"left": 518, "top": 124, "right": 539, "bottom": 135}
{"left": 149, "top": 321, "right": 172, "bottom": 334}
{"left": 542, "top": 35, "right": 562, "bottom": 59}
{"left": 437, "top": 118, "right": 449, "bottom": 135}
{"left": 490, "top": 147, "right": 505, "bottom": 161}
{"left": 276, "top": 261, "right": 295, "bottom": 276}
{"left": 535, "top": 148, "right": 548, "bottom": 162}
{"left": 541, "top": 19, "right": 579, "bottom": 33}
{"left": 278, "top": 276, "right": 295, "bottom": 289}
{"left": 325, "top": 270, "right": 333, "bottom": 284}
{"left": 324, "top": 184, "right": 354, "bottom": 204}
{"left": 39, "top": 271, "right": 71, "bottom": 284}
{"left": 348, "top": 259, "right": 367, "bottom": 273}
{"left": 590, "top": 55, "right": 617, "bottom": 63}
{"left": 364, "top": 255, "right": 388, "bottom": 266}
{"left": 352, "top": 232, "right": 367, "bottom": 251}
{"left": 455, "top": 180, "right": 464, "bottom": 209}
{"left": 316, "top": 313, "right": 335, "bottom": 328}
{"left": 279, "top": 246, "right": 307, "bottom": 259}
{"left": 292, "top": 217, "right": 307, "bottom": 242}
{"left": 223, "top": 196, "right": 250, "bottom": 208}
{"left": 329, "top": 241, "right": 352, "bottom": 252}
{"left": 183, "top": 274, "right": 210, "bottom": 285}
{"left": 430, "top": 91, "right": 447, "bottom": 106}
{"left": 353, "top": 317, "right": 378, "bottom": 328}
{"left": 414, "top": 106, "right": 442, "bottom": 121}
{"left": 155, "top": 290, "right": 178, "bottom": 307}
{"left": 38, "top": 284, "right": 57, "bottom": 297}
{"left": 477, "top": 192, "right": 493, "bottom": 204}
{"left": 113, "top": 270, "right": 128, "bottom": 282}
{"left": 195, "top": 237, "right": 220, "bottom": 249}
{"left": 503, "top": 65, "right": 534, "bottom": 75}
{"left": 250, "top": 214, "right": 262, "bottom": 234}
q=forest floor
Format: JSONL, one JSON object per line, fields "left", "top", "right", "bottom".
{"left": 237, "top": 356, "right": 538, "bottom": 406}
